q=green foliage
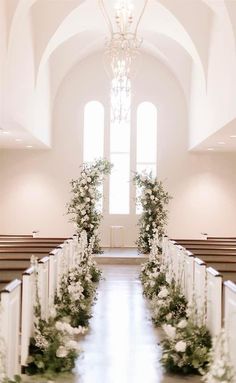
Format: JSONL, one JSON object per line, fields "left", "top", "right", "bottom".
{"left": 25, "top": 317, "right": 78, "bottom": 376}
{"left": 140, "top": 259, "right": 168, "bottom": 299}
{"left": 133, "top": 172, "right": 171, "bottom": 253}
{"left": 67, "top": 159, "right": 113, "bottom": 253}
{"left": 151, "top": 283, "right": 187, "bottom": 326}
{"left": 161, "top": 319, "right": 212, "bottom": 375}
{"left": 54, "top": 267, "right": 95, "bottom": 328}
{"left": 202, "top": 328, "right": 235, "bottom": 382}
{"left": 3, "top": 376, "right": 21, "bottom": 383}
{"left": 26, "top": 235, "right": 102, "bottom": 377}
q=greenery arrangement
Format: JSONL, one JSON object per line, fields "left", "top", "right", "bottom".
{"left": 161, "top": 316, "right": 212, "bottom": 375}
{"left": 26, "top": 233, "right": 102, "bottom": 376}
{"left": 140, "top": 232, "right": 168, "bottom": 299}
{"left": 26, "top": 313, "right": 82, "bottom": 375}
{"left": 140, "top": 232, "right": 212, "bottom": 376}
{"left": 141, "top": 261, "right": 168, "bottom": 300}
{"left": 55, "top": 235, "right": 101, "bottom": 328}
{"left": 133, "top": 172, "right": 171, "bottom": 253}
{"left": 150, "top": 283, "right": 187, "bottom": 326}
{"left": 67, "top": 158, "right": 113, "bottom": 253}
{"left": 202, "top": 328, "right": 235, "bottom": 383}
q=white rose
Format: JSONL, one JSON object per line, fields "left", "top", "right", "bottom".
{"left": 175, "top": 341, "right": 187, "bottom": 353}
{"left": 56, "top": 346, "right": 68, "bottom": 358}
{"left": 177, "top": 319, "right": 188, "bottom": 329}
{"left": 87, "top": 177, "right": 92, "bottom": 183}
{"left": 150, "top": 195, "right": 155, "bottom": 200}
{"left": 158, "top": 287, "right": 169, "bottom": 299}
{"left": 216, "top": 368, "right": 225, "bottom": 378}
{"left": 49, "top": 307, "right": 57, "bottom": 318}
{"left": 162, "top": 324, "right": 176, "bottom": 339}
{"left": 86, "top": 197, "right": 90, "bottom": 202}
{"left": 81, "top": 210, "right": 86, "bottom": 215}
{"left": 66, "top": 340, "right": 80, "bottom": 351}
{"left": 166, "top": 313, "right": 172, "bottom": 321}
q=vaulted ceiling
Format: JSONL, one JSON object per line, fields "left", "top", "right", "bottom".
{"left": 1, "top": 0, "right": 236, "bottom": 151}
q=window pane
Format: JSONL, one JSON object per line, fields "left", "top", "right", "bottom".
{"left": 109, "top": 153, "right": 130, "bottom": 214}
{"left": 110, "top": 121, "right": 130, "bottom": 153}
{"left": 137, "top": 102, "right": 157, "bottom": 163}
{"left": 83, "top": 101, "right": 104, "bottom": 162}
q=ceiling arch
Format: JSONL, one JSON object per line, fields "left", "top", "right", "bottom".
{"left": 34, "top": 0, "right": 210, "bottom": 99}
{"left": 2, "top": 0, "right": 236, "bottom": 150}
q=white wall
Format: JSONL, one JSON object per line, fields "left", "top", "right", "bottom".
{"left": 0, "top": 52, "right": 236, "bottom": 242}
{"left": 189, "top": 4, "right": 236, "bottom": 147}
{"left": 0, "top": 0, "right": 7, "bottom": 125}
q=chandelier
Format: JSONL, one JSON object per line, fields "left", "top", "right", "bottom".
{"left": 99, "top": 0, "right": 149, "bottom": 124}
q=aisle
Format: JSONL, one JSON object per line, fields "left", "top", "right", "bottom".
{"left": 75, "top": 265, "right": 201, "bottom": 383}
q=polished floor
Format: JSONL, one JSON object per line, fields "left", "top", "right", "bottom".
{"left": 24, "top": 264, "right": 201, "bottom": 383}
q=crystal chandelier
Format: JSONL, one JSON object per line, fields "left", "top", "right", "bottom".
{"left": 99, "top": 0, "right": 149, "bottom": 124}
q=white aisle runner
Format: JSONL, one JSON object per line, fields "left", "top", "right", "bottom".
{"left": 75, "top": 265, "right": 201, "bottom": 383}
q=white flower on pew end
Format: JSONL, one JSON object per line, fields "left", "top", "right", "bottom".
{"left": 65, "top": 340, "right": 81, "bottom": 352}
{"left": 158, "top": 286, "right": 169, "bottom": 299}
{"left": 177, "top": 319, "right": 188, "bottom": 329}
{"left": 49, "top": 307, "right": 57, "bottom": 318}
{"left": 175, "top": 340, "right": 187, "bottom": 353}
{"left": 162, "top": 324, "right": 176, "bottom": 339}
{"left": 35, "top": 333, "right": 49, "bottom": 349}
{"left": 166, "top": 313, "right": 172, "bottom": 321}
{"left": 56, "top": 346, "right": 68, "bottom": 358}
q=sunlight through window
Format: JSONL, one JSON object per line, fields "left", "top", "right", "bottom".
{"left": 83, "top": 101, "right": 104, "bottom": 162}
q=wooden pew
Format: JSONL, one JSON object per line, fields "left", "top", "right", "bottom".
{"left": 0, "top": 240, "right": 66, "bottom": 245}
{"left": 184, "top": 252, "right": 236, "bottom": 281}
{"left": 208, "top": 236, "right": 236, "bottom": 241}
{"left": 0, "top": 234, "right": 33, "bottom": 238}
{"left": 164, "top": 238, "right": 236, "bottom": 346}
{"left": 0, "top": 279, "right": 22, "bottom": 379}
{"left": 224, "top": 281, "right": 236, "bottom": 367}
{"left": 0, "top": 235, "right": 77, "bottom": 380}
{"left": 21, "top": 266, "right": 35, "bottom": 367}
{"left": 174, "top": 239, "right": 236, "bottom": 246}
{"left": 206, "top": 267, "right": 222, "bottom": 337}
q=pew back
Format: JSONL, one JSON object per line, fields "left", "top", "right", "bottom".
{"left": 0, "top": 279, "right": 21, "bottom": 379}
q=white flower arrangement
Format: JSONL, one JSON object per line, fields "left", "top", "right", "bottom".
{"left": 140, "top": 233, "right": 212, "bottom": 377}
{"left": 161, "top": 309, "right": 212, "bottom": 375}
{"left": 202, "top": 328, "right": 235, "bottom": 383}
{"left": 26, "top": 232, "right": 101, "bottom": 376}
{"left": 133, "top": 172, "right": 171, "bottom": 254}
{"left": 67, "top": 159, "right": 112, "bottom": 253}
{"left": 150, "top": 282, "right": 187, "bottom": 326}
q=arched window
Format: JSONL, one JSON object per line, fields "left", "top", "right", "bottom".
{"left": 136, "top": 102, "right": 157, "bottom": 175}
{"left": 83, "top": 101, "right": 104, "bottom": 162}
{"left": 136, "top": 102, "right": 157, "bottom": 214}
{"left": 109, "top": 117, "right": 130, "bottom": 214}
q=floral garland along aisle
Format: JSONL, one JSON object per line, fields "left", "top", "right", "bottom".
{"left": 67, "top": 158, "right": 113, "bottom": 253}
{"left": 133, "top": 172, "right": 171, "bottom": 254}
{"left": 25, "top": 232, "right": 102, "bottom": 377}
{"left": 141, "top": 233, "right": 235, "bottom": 380}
